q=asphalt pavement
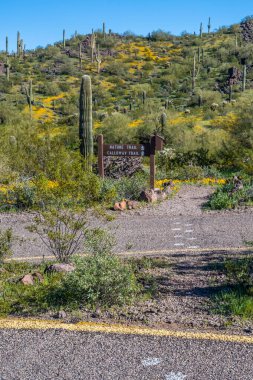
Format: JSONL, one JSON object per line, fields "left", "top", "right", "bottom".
{"left": 0, "top": 328, "right": 252, "bottom": 380}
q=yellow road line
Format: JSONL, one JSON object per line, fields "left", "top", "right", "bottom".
{"left": 0, "top": 318, "right": 252, "bottom": 344}
{"left": 7, "top": 246, "right": 252, "bottom": 262}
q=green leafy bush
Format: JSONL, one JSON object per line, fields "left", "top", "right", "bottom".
{"left": 53, "top": 253, "right": 140, "bottom": 308}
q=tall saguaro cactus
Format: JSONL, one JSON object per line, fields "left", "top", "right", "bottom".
{"left": 103, "top": 22, "right": 106, "bottom": 39}
{"left": 208, "top": 17, "right": 211, "bottom": 34}
{"left": 17, "top": 31, "right": 21, "bottom": 56}
{"left": 6, "top": 36, "right": 8, "bottom": 55}
{"left": 25, "top": 80, "right": 33, "bottom": 119}
{"left": 95, "top": 44, "right": 102, "bottom": 73}
{"left": 63, "top": 29, "right": 66, "bottom": 48}
{"left": 79, "top": 75, "right": 93, "bottom": 167}
{"left": 191, "top": 53, "right": 199, "bottom": 93}
{"left": 90, "top": 32, "right": 96, "bottom": 63}
{"left": 5, "top": 58, "right": 10, "bottom": 81}
{"left": 242, "top": 64, "right": 247, "bottom": 92}
{"left": 200, "top": 23, "right": 203, "bottom": 38}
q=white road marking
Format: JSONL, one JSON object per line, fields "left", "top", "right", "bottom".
{"left": 172, "top": 228, "right": 181, "bottom": 231}
{"left": 174, "top": 222, "right": 181, "bottom": 225}
{"left": 174, "top": 235, "right": 183, "bottom": 238}
{"left": 174, "top": 243, "right": 185, "bottom": 247}
{"left": 186, "top": 237, "right": 197, "bottom": 240}
{"left": 141, "top": 358, "right": 162, "bottom": 367}
{"left": 165, "top": 372, "right": 186, "bottom": 380}
{"left": 188, "top": 246, "right": 199, "bottom": 249}
{"left": 185, "top": 224, "right": 193, "bottom": 227}
{"left": 185, "top": 230, "right": 194, "bottom": 233}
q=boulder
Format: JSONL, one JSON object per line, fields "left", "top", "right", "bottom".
{"left": 127, "top": 200, "right": 139, "bottom": 210}
{"left": 113, "top": 202, "right": 122, "bottom": 211}
{"left": 20, "top": 272, "right": 44, "bottom": 286}
{"left": 140, "top": 190, "right": 158, "bottom": 203}
{"left": 119, "top": 200, "right": 127, "bottom": 211}
{"left": 45, "top": 263, "right": 75, "bottom": 274}
{"left": 21, "top": 274, "right": 34, "bottom": 286}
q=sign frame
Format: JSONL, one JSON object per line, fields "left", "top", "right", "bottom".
{"left": 98, "top": 134, "right": 164, "bottom": 190}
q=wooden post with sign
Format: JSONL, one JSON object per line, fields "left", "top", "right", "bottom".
{"left": 98, "top": 134, "right": 163, "bottom": 189}
{"left": 98, "top": 134, "right": 104, "bottom": 179}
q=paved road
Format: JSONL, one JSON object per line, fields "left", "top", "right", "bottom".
{"left": 0, "top": 328, "right": 252, "bottom": 380}
{"left": 1, "top": 186, "right": 253, "bottom": 260}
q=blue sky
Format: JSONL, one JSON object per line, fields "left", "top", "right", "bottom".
{"left": 1, "top": 0, "right": 253, "bottom": 51}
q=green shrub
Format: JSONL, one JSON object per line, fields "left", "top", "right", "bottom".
{"left": 115, "top": 173, "right": 148, "bottom": 200}
{"left": 53, "top": 254, "right": 140, "bottom": 308}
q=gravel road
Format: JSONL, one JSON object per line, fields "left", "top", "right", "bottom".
{"left": 1, "top": 186, "right": 253, "bottom": 260}
{"left": 0, "top": 329, "right": 252, "bottom": 380}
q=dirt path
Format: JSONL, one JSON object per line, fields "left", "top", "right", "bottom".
{"left": 1, "top": 185, "right": 253, "bottom": 259}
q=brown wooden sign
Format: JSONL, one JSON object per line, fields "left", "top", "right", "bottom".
{"left": 103, "top": 143, "right": 151, "bottom": 157}
{"left": 98, "top": 134, "right": 164, "bottom": 190}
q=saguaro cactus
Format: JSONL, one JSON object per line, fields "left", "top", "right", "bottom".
{"left": 142, "top": 90, "right": 147, "bottom": 105}
{"left": 6, "top": 36, "right": 8, "bottom": 55}
{"left": 17, "top": 31, "right": 21, "bottom": 56}
{"left": 25, "top": 80, "right": 33, "bottom": 119}
{"left": 103, "top": 22, "right": 106, "bottom": 39}
{"left": 79, "top": 43, "right": 83, "bottom": 69}
{"left": 5, "top": 58, "right": 10, "bottom": 81}
{"left": 63, "top": 29, "right": 66, "bottom": 48}
{"left": 191, "top": 53, "right": 199, "bottom": 93}
{"left": 160, "top": 112, "right": 167, "bottom": 134}
{"left": 200, "top": 23, "right": 203, "bottom": 38}
{"left": 242, "top": 64, "right": 247, "bottom": 92}
{"left": 95, "top": 44, "right": 102, "bottom": 73}
{"left": 208, "top": 17, "right": 211, "bottom": 34}
{"left": 90, "top": 32, "right": 96, "bottom": 62}
{"left": 79, "top": 75, "right": 94, "bottom": 166}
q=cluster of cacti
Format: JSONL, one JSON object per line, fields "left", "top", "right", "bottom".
{"left": 79, "top": 75, "right": 93, "bottom": 168}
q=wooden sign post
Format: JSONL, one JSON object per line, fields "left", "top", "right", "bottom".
{"left": 98, "top": 134, "right": 164, "bottom": 189}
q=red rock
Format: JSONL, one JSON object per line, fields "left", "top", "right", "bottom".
{"left": 113, "top": 202, "right": 122, "bottom": 211}
{"left": 119, "top": 200, "right": 127, "bottom": 210}
{"left": 21, "top": 274, "right": 34, "bottom": 286}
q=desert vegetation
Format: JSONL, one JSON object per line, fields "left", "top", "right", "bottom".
{"left": 1, "top": 17, "right": 253, "bottom": 322}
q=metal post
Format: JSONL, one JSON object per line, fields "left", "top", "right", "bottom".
{"left": 98, "top": 134, "right": 104, "bottom": 179}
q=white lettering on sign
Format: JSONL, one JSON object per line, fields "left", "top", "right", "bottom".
{"left": 165, "top": 373, "right": 187, "bottom": 380}
{"left": 141, "top": 358, "right": 162, "bottom": 367}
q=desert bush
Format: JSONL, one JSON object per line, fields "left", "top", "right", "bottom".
{"left": 29, "top": 208, "right": 87, "bottom": 263}
{"left": 54, "top": 253, "right": 140, "bottom": 308}
{"left": 207, "top": 178, "right": 253, "bottom": 210}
